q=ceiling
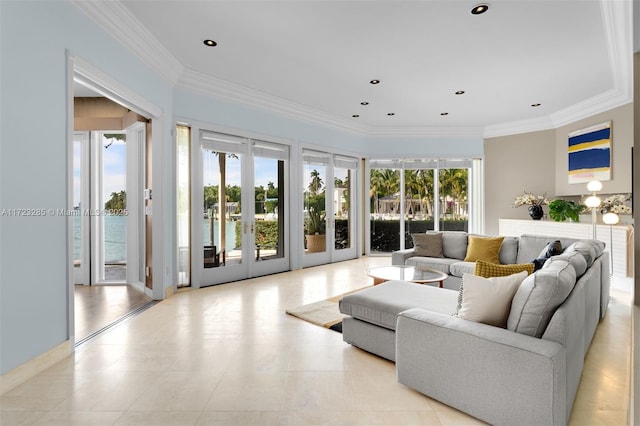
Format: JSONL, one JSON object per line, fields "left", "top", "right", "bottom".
{"left": 75, "top": 0, "right": 632, "bottom": 138}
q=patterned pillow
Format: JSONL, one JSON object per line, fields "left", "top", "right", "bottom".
{"left": 463, "top": 235, "right": 504, "bottom": 264}
{"left": 411, "top": 233, "right": 444, "bottom": 258}
{"left": 474, "top": 260, "right": 534, "bottom": 278}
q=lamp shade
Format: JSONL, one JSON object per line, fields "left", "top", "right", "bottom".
{"left": 603, "top": 212, "right": 619, "bottom": 225}
{"left": 587, "top": 180, "right": 603, "bottom": 192}
{"left": 584, "top": 195, "right": 601, "bottom": 208}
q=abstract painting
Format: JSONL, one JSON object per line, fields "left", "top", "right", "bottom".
{"left": 568, "top": 121, "right": 611, "bottom": 184}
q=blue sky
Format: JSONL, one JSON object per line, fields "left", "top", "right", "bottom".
{"left": 203, "top": 154, "right": 279, "bottom": 188}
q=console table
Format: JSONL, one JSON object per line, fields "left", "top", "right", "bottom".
{"left": 499, "top": 218, "right": 633, "bottom": 277}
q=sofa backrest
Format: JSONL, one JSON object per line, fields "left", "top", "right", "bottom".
{"left": 441, "top": 232, "right": 519, "bottom": 264}
{"left": 441, "top": 231, "right": 468, "bottom": 260}
{"left": 507, "top": 258, "right": 577, "bottom": 337}
{"left": 540, "top": 253, "right": 605, "bottom": 420}
{"left": 515, "top": 234, "right": 579, "bottom": 264}
{"left": 498, "top": 236, "right": 519, "bottom": 264}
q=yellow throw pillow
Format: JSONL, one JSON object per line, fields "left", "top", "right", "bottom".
{"left": 463, "top": 235, "right": 504, "bottom": 264}
{"left": 474, "top": 260, "right": 535, "bottom": 278}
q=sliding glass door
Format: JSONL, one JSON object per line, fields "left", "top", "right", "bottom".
{"left": 73, "top": 126, "right": 145, "bottom": 286}
{"left": 369, "top": 159, "right": 475, "bottom": 254}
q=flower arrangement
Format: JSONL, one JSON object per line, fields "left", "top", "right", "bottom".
{"left": 513, "top": 191, "right": 550, "bottom": 208}
{"left": 600, "top": 194, "right": 632, "bottom": 215}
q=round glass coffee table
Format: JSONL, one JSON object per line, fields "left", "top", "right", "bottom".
{"left": 366, "top": 265, "right": 448, "bottom": 287}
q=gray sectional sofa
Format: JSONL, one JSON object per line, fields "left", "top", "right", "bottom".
{"left": 340, "top": 233, "right": 609, "bottom": 426}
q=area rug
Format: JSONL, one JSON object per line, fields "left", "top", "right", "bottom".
{"left": 285, "top": 287, "right": 370, "bottom": 333}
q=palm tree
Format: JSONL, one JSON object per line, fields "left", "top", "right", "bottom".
{"left": 404, "top": 170, "right": 419, "bottom": 217}
{"left": 439, "top": 169, "right": 468, "bottom": 218}
{"left": 416, "top": 169, "right": 434, "bottom": 218}
{"left": 369, "top": 169, "right": 385, "bottom": 215}
{"left": 308, "top": 169, "right": 323, "bottom": 196}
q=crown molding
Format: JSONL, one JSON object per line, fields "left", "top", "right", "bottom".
{"left": 365, "top": 126, "right": 484, "bottom": 138}
{"left": 483, "top": 115, "right": 556, "bottom": 139}
{"left": 177, "top": 68, "right": 375, "bottom": 135}
{"left": 71, "top": 0, "right": 183, "bottom": 84}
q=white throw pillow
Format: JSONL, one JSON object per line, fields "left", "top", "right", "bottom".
{"left": 457, "top": 271, "right": 528, "bottom": 328}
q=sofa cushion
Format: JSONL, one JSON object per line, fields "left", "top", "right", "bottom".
{"left": 564, "top": 240, "right": 605, "bottom": 267}
{"left": 499, "top": 236, "right": 519, "bottom": 264}
{"left": 553, "top": 251, "right": 588, "bottom": 278}
{"left": 450, "top": 261, "right": 476, "bottom": 278}
{"left": 339, "top": 280, "right": 458, "bottom": 330}
{"left": 464, "top": 235, "right": 504, "bottom": 264}
{"left": 405, "top": 257, "right": 459, "bottom": 275}
{"left": 411, "top": 233, "right": 444, "bottom": 258}
{"left": 507, "top": 258, "right": 577, "bottom": 337}
{"left": 456, "top": 271, "right": 528, "bottom": 328}
{"left": 442, "top": 231, "right": 468, "bottom": 260}
{"left": 474, "top": 260, "right": 534, "bottom": 278}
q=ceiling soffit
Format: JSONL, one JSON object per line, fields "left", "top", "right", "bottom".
{"left": 72, "top": 0, "right": 632, "bottom": 139}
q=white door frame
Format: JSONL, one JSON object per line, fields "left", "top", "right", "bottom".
{"left": 189, "top": 126, "right": 293, "bottom": 288}
{"left": 67, "top": 52, "right": 164, "bottom": 345}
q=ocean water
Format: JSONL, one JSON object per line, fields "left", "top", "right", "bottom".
{"left": 203, "top": 219, "right": 239, "bottom": 250}
{"left": 73, "top": 215, "right": 126, "bottom": 262}
{"left": 74, "top": 216, "right": 238, "bottom": 262}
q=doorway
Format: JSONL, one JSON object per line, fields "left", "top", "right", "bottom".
{"left": 72, "top": 93, "right": 151, "bottom": 341}
{"left": 190, "top": 129, "right": 291, "bottom": 287}
{"left": 302, "top": 150, "right": 359, "bottom": 268}
{"left": 73, "top": 125, "right": 146, "bottom": 287}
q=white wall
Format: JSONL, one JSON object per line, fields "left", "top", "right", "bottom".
{"left": 0, "top": 0, "right": 173, "bottom": 374}
{"left": 366, "top": 135, "right": 484, "bottom": 157}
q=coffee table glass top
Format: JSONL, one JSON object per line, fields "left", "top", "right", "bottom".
{"left": 366, "top": 265, "right": 448, "bottom": 284}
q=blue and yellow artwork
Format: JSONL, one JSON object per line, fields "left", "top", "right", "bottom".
{"left": 568, "top": 121, "right": 611, "bottom": 184}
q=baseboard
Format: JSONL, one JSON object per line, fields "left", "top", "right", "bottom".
{"left": 0, "top": 340, "right": 72, "bottom": 395}
{"left": 164, "top": 285, "right": 174, "bottom": 299}
{"left": 631, "top": 304, "right": 639, "bottom": 425}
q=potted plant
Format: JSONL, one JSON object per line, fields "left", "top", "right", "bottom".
{"left": 548, "top": 199, "right": 586, "bottom": 222}
{"left": 513, "top": 191, "right": 549, "bottom": 220}
{"left": 305, "top": 207, "right": 326, "bottom": 252}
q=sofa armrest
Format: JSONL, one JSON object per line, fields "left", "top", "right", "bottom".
{"left": 396, "top": 308, "right": 567, "bottom": 426}
{"left": 391, "top": 248, "right": 415, "bottom": 265}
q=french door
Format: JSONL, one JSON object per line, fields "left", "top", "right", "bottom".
{"left": 73, "top": 124, "right": 145, "bottom": 286}
{"left": 302, "top": 150, "right": 359, "bottom": 267}
{"left": 192, "top": 130, "right": 290, "bottom": 287}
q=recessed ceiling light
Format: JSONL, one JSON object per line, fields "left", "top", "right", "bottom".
{"left": 440, "top": 112, "right": 449, "bottom": 116}
{"left": 455, "top": 90, "right": 465, "bottom": 95}
{"left": 352, "top": 114, "right": 360, "bottom": 118}
{"left": 370, "top": 80, "right": 380, "bottom": 84}
{"left": 361, "top": 102, "right": 369, "bottom": 105}
{"left": 531, "top": 103, "right": 541, "bottom": 107}
{"left": 387, "top": 113, "right": 395, "bottom": 116}
{"left": 203, "top": 39, "right": 217, "bottom": 47}
{"left": 471, "top": 4, "right": 489, "bottom": 15}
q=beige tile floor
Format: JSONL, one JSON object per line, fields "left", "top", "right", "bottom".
{"left": 0, "top": 256, "right": 632, "bottom": 425}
